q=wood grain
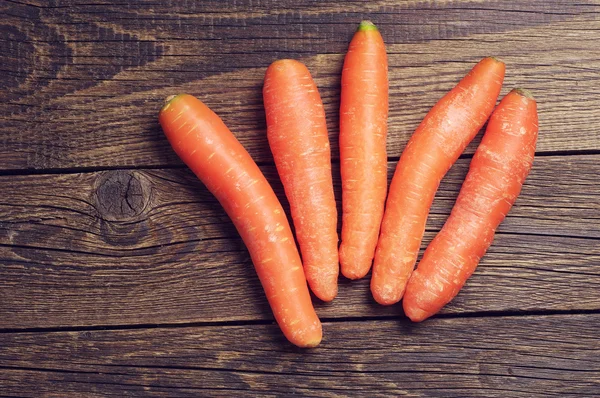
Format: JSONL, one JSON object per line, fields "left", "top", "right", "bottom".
{"left": 3, "top": 0, "right": 600, "bottom": 170}
{"left": 2, "top": 155, "right": 597, "bottom": 251}
{"left": 1, "top": 155, "right": 598, "bottom": 329}
{"left": 3, "top": 2, "right": 600, "bottom": 395}
{"left": 1, "top": 314, "right": 599, "bottom": 397}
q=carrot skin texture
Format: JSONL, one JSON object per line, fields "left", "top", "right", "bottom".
{"left": 159, "top": 94, "right": 322, "bottom": 347}
{"left": 403, "top": 89, "right": 539, "bottom": 322}
{"left": 339, "top": 21, "right": 389, "bottom": 280}
{"left": 263, "top": 60, "right": 339, "bottom": 302}
{"left": 371, "top": 57, "right": 506, "bottom": 305}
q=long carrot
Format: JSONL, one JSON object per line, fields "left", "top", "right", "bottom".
{"left": 371, "top": 57, "right": 505, "bottom": 305}
{"left": 339, "top": 21, "right": 388, "bottom": 280}
{"left": 403, "top": 89, "right": 539, "bottom": 321}
{"left": 159, "top": 94, "right": 322, "bottom": 347}
{"left": 263, "top": 59, "right": 339, "bottom": 302}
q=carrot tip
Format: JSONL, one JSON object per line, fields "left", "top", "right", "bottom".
{"left": 270, "top": 59, "right": 297, "bottom": 66}
{"left": 303, "top": 338, "right": 322, "bottom": 348}
{"left": 513, "top": 88, "right": 535, "bottom": 100}
{"left": 161, "top": 94, "right": 185, "bottom": 113}
{"left": 486, "top": 56, "right": 504, "bottom": 64}
{"left": 405, "top": 307, "right": 429, "bottom": 323}
{"left": 358, "top": 20, "right": 378, "bottom": 32}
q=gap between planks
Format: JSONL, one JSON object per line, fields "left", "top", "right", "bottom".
{"left": 1, "top": 308, "right": 599, "bottom": 335}
{"left": 0, "top": 150, "right": 598, "bottom": 177}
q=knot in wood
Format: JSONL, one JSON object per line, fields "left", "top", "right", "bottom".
{"left": 95, "top": 171, "right": 149, "bottom": 221}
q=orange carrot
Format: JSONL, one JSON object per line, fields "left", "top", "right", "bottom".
{"left": 339, "top": 21, "right": 388, "bottom": 280}
{"left": 263, "top": 59, "right": 339, "bottom": 302}
{"left": 371, "top": 57, "right": 505, "bottom": 305}
{"left": 404, "top": 89, "right": 539, "bottom": 321}
{"left": 159, "top": 94, "right": 321, "bottom": 347}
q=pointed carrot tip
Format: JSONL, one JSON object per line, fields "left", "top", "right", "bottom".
{"left": 267, "top": 58, "right": 305, "bottom": 73}
{"left": 487, "top": 56, "right": 505, "bottom": 64}
{"left": 290, "top": 324, "right": 323, "bottom": 348}
{"left": 161, "top": 94, "right": 186, "bottom": 113}
{"left": 316, "top": 289, "right": 338, "bottom": 303}
{"left": 341, "top": 267, "right": 368, "bottom": 280}
{"left": 358, "top": 20, "right": 378, "bottom": 32}
{"left": 271, "top": 58, "right": 294, "bottom": 65}
{"left": 403, "top": 304, "right": 430, "bottom": 322}
{"left": 303, "top": 336, "right": 322, "bottom": 348}
{"left": 513, "top": 88, "right": 535, "bottom": 100}
{"left": 372, "top": 290, "right": 402, "bottom": 306}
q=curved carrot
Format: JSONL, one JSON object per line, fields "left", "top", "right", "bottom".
{"left": 159, "top": 94, "right": 322, "bottom": 347}
{"left": 403, "top": 89, "right": 539, "bottom": 321}
{"left": 263, "top": 59, "right": 339, "bottom": 302}
{"left": 339, "top": 21, "right": 388, "bottom": 280}
{"left": 371, "top": 57, "right": 505, "bottom": 305}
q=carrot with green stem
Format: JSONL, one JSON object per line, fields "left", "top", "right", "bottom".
{"left": 159, "top": 94, "right": 322, "bottom": 347}
{"left": 404, "top": 89, "right": 539, "bottom": 321}
{"left": 263, "top": 59, "right": 339, "bottom": 302}
{"left": 371, "top": 57, "right": 505, "bottom": 305}
{"left": 339, "top": 20, "right": 388, "bottom": 280}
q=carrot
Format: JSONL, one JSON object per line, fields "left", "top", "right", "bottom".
{"left": 371, "top": 57, "right": 506, "bottom": 305}
{"left": 403, "top": 89, "right": 539, "bottom": 321}
{"left": 339, "top": 20, "right": 389, "bottom": 280}
{"left": 159, "top": 94, "right": 322, "bottom": 347}
{"left": 263, "top": 59, "right": 339, "bottom": 302}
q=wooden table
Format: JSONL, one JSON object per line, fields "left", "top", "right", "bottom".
{"left": 2, "top": 1, "right": 600, "bottom": 396}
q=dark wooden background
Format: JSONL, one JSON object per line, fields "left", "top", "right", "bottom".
{"left": 2, "top": 0, "right": 600, "bottom": 396}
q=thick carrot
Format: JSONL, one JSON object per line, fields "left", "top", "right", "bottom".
{"left": 371, "top": 57, "right": 505, "bottom": 305}
{"left": 403, "top": 89, "right": 539, "bottom": 321}
{"left": 263, "top": 59, "right": 339, "bottom": 302}
{"left": 339, "top": 21, "right": 389, "bottom": 280}
{"left": 159, "top": 94, "right": 322, "bottom": 347}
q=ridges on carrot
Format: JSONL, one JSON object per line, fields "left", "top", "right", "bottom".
{"left": 371, "top": 57, "right": 506, "bottom": 306}
{"left": 339, "top": 20, "right": 389, "bottom": 280}
{"left": 403, "top": 88, "right": 539, "bottom": 322}
{"left": 263, "top": 59, "right": 339, "bottom": 302}
{"left": 159, "top": 94, "right": 322, "bottom": 347}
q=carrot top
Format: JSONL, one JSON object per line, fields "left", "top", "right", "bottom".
{"left": 160, "top": 93, "right": 186, "bottom": 113}
{"left": 358, "top": 20, "right": 378, "bottom": 32}
{"left": 514, "top": 88, "right": 535, "bottom": 99}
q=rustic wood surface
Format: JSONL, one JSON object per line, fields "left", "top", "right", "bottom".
{"left": 1, "top": 315, "right": 599, "bottom": 397}
{"left": 1, "top": 156, "right": 599, "bottom": 329}
{"left": 2, "top": 0, "right": 600, "bottom": 396}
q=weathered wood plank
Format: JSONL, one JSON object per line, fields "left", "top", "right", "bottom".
{"left": 1, "top": 314, "right": 599, "bottom": 396}
{"left": 2, "top": 0, "right": 600, "bottom": 170}
{"left": 1, "top": 155, "right": 598, "bottom": 328}
{"left": 2, "top": 155, "right": 598, "bottom": 249}
{"left": 2, "top": 231, "right": 598, "bottom": 329}
{"left": 1, "top": 156, "right": 598, "bottom": 251}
